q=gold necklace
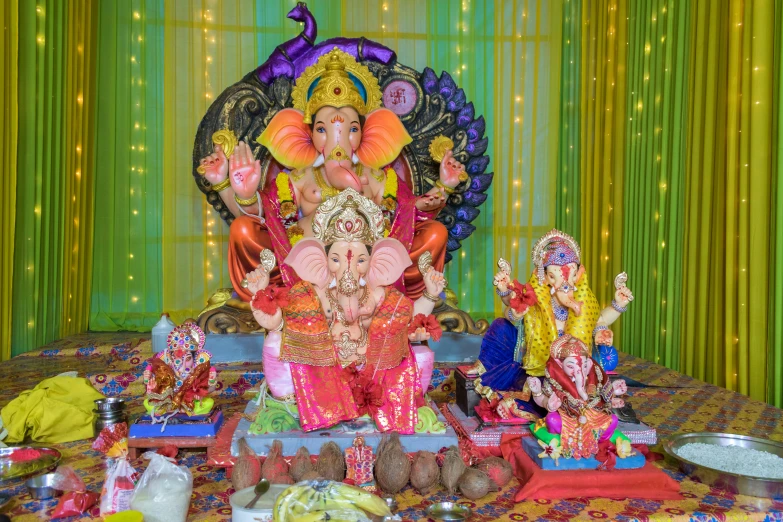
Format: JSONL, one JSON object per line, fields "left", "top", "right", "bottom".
{"left": 314, "top": 167, "right": 339, "bottom": 201}
{"left": 326, "top": 286, "right": 368, "bottom": 327}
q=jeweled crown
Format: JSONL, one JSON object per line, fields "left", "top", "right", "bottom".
{"left": 312, "top": 188, "right": 385, "bottom": 245}
{"left": 531, "top": 228, "right": 582, "bottom": 284}
{"left": 550, "top": 334, "right": 590, "bottom": 360}
{"left": 292, "top": 48, "right": 382, "bottom": 124}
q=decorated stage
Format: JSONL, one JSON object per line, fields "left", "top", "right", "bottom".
{"left": 1, "top": 333, "right": 782, "bottom": 521}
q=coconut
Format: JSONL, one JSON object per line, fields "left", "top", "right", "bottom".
{"left": 458, "top": 468, "right": 495, "bottom": 500}
{"left": 374, "top": 433, "right": 411, "bottom": 494}
{"left": 300, "top": 470, "right": 321, "bottom": 481}
{"left": 290, "top": 446, "right": 314, "bottom": 482}
{"left": 316, "top": 441, "right": 346, "bottom": 482}
{"left": 475, "top": 456, "right": 514, "bottom": 488}
{"left": 410, "top": 451, "right": 439, "bottom": 494}
{"left": 440, "top": 445, "right": 467, "bottom": 495}
{"left": 261, "top": 440, "right": 291, "bottom": 484}
{"left": 232, "top": 438, "right": 261, "bottom": 491}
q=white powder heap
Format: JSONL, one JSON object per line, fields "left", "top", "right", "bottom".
{"left": 676, "top": 442, "right": 783, "bottom": 480}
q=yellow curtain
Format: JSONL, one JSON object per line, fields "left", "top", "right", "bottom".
{"left": 579, "top": 0, "right": 627, "bottom": 338}
{"left": 61, "top": 0, "right": 97, "bottom": 337}
{"left": 161, "top": 0, "right": 268, "bottom": 323}
{"left": 0, "top": 1, "right": 18, "bottom": 361}
{"left": 681, "top": 0, "right": 775, "bottom": 401}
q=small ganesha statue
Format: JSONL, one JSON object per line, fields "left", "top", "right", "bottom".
{"left": 527, "top": 335, "right": 632, "bottom": 461}
{"left": 143, "top": 322, "right": 218, "bottom": 417}
{"left": 470, "top": 228, "right": 634, "bottom": 420}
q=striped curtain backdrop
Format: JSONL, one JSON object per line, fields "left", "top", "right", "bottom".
{"left": 2, "top": 0, "right": 783, "bottom": 409}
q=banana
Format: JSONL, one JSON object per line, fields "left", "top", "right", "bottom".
{"left": 290, "top": 510, "right": 328, "bottom": 522}
{"left": 273, "top": 484, "right": 309, "bottom": 522}
{"left": 333, "top": 483, "right": 391, "bottom": 516}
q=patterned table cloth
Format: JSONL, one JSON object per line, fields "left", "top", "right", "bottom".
{"left": 1, "top": 333, "right": 782, "bottom": 521}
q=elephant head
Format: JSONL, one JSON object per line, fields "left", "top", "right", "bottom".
{"left": 544, "top": 263, "right": 586, "bottom": 316}
{"left": 258, "top": 49, "right": 412, "bottom": 189}
{"left": 284, "top": 237, "right": 412, "bottom": 323}
{"left": 548, "top": 335, "right": 595, "bottom": 402}
{"left": 533, "top": 229, "right": 586, "bottom": 316}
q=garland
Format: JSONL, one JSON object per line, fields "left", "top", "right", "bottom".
{"left": 380, "top": 168, "right": 398, "bottom": 237}
{"left": 279, "top": 167, "right": 400, "bottom": 246}
{"left": 277, "top": 172, "right": 304, "bottom": 245}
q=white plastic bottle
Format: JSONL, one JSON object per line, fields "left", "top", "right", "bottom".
{"left": 152, "top": 313, "right": 176, "bottom": 354}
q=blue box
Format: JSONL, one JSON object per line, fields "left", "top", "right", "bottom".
{"left": 129, "top": 410, "right": 224, "bottom": 438}
{"left": 521, "top": 434, "right": 645, "bottom": 470}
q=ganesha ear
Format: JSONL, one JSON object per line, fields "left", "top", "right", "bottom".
{"left": 283, "top": 238, "right": 330, "bottom": 288}
{"left": 367, "top": 238, "right": 413, "bottom": 288}
{"left": 355, "top": 108, "right": 413, "bottom": 169}
{"left": 575, "top": 265, "right": 586, "bottom": 285}
{"left": 257, "top": 108, "right": 318, "bottom": 170}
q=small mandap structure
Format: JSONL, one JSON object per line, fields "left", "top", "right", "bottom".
{"left": 193, "top": 3, "right": 492, "bottom": 335}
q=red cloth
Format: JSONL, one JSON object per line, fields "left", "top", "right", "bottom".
{"left": 499, "top": 434, "right": 682, "bottom": 501}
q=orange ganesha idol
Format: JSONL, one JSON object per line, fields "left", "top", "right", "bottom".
{"left": 142, "top": 322, "right": 218, "bottom": 419}
{"left": 198, "top": 48, "right": 466, "bottom": 302}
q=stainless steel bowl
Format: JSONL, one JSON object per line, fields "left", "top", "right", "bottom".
{"left": 96, "top": 410, "right": 127, "bottom": 419}
{"left": 663, "top": 432, "right": 783, "bottom": 498}
{"left": 95, "top": 397, "right": 126, "bottom": 412}
{"left": 94, "top": 415, "right": 129, "bottom": 433}
{"left": 425, "top": 502, "right": 472, "bottom": 521}
{"left": 25, "top": 473, "right": 59, "bottom": 500}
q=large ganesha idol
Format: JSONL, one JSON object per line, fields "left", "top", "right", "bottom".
{"left": 245, "top": 189, "right": 446, "bottom": 434}
{"left": 193, "top": 2, "right": 492, "bottom": 334}
{"left": 469, "top": 229, "right": 634, "bottom": 421}
{"left": 142, "top": 322, "right": 218, "bottom": 418}
{"left": 200, "top": 48, "right": 463, "bottom": 303}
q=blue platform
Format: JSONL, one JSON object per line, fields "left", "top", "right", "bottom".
{"left": 521, "top": 434, "right": 645, "bottom": 470}
{"left": 129, "top": 409, "right": 224, "bottom": 438}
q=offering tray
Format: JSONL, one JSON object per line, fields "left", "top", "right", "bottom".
{"left": 0, "top": 447, "right": 61, "bottom": 482}
{"left": 663, "top": 432, "right": 783, "bottom": 498}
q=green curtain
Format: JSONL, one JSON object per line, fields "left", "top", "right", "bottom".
{"left": 87, "top": 0, "right": 562, "bottom": 327}
{"left": 13, "top": 1, "right": 68, "bottom": 357}
{"left": 90, "top": 0, "right": 165, "bottom": 331}
{"left": 1, "top": 1, "right": 19, "bottom": 361}
{"left": 555, "top": 0, "right": 581, "bottom": 240}
{"left": 620, "top": 0, "right": 688, "bottom": 369}
{"left": 681, "top": 0, "right": 776, "bottom": 401}
{"left": 770, "top": 0, "right": 783, "bottom": 408}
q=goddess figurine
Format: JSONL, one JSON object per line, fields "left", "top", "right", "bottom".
{"left": 143, "top": 322, "right": 218, "bottom": 417}
{"left": 197, "top": 48, "right": 466, "bottom": 302}
{"left": 527, "top": 335, "right": 632, "bottom": 460}
{"left": 469, "top": 229, "right": 634, "bottom": 420}
{"left": 245, "top": 188, "right": 447, "bottom": 433}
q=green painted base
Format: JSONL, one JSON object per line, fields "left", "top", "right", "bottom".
{"left": 143, "top": 397, "right": 214, "bottom": 416}
{"left": 249, "top": 399, "right": 300, "bottom": 434}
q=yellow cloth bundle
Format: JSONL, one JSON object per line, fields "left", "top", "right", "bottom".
{"left": 0, "top": 376, "right": 104, "bottom": 443}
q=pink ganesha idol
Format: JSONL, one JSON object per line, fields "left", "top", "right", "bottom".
{"left": 142, "top": 322, "right": 218, "bottom": 418}
{"left": 526, "top": 335, "right": 633, "bottom": 461}
{"left": 245, "top": 188, "right": 447, "bottom": 434}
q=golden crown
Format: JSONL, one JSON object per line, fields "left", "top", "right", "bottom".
{"left": 292, "top": 48, "right": 382, "bottom": 124}
{"left": 550, "top": 334, "right": 590, "bottom": 360}
{"left": 311, "top": 188, "right": 385, "bottom": 245}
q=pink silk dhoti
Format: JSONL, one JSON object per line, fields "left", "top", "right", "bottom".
{"left": 290, "top": 349, "right": 423, "bottom": 433}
